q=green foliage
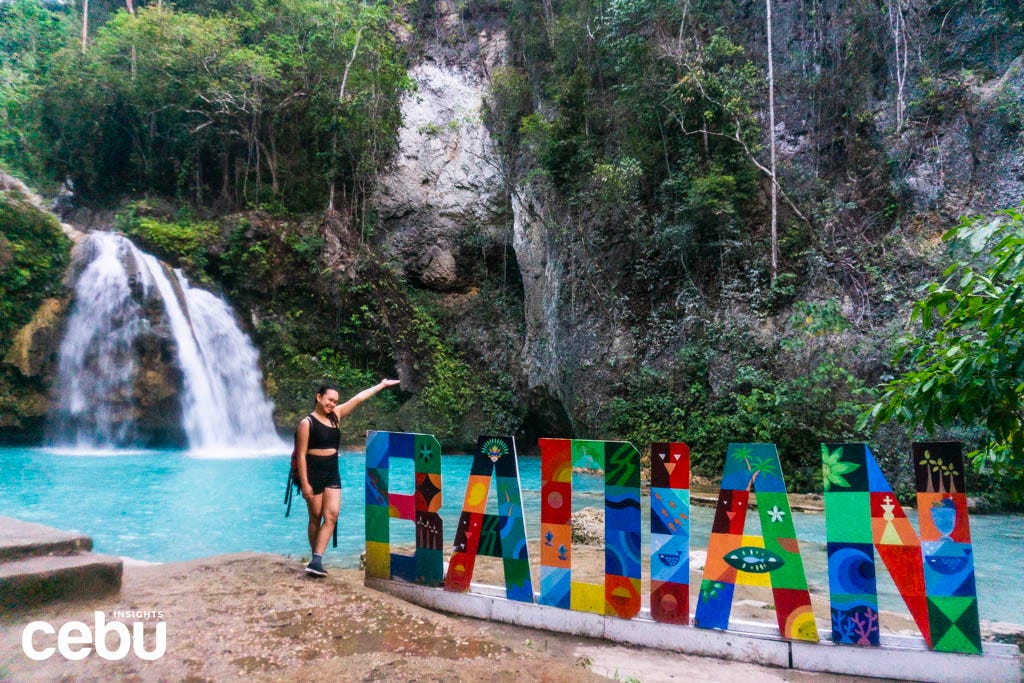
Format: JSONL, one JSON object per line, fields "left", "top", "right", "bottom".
{"left": 0, "top": 190, "right": 71, "bottom": 356}
{"left": 499, "top": 0, "right": 773, "bottom": 297}
{"left": 402, "top": 304, "right": 521, "bottom": 448}
{"left": 483, "top": 65, "right": 531, "bottom": 159}
{"left": 116, "top": 205, "right": 218, "bottom": 272}
{"left": 270, "top": 348, "right": 399, "bottom": 443}
{"left": 993, "top": 82, "right": 1024, "bottom": 133}
{"left": 103, "top": 208, "right": 403, "bottom": 438}
{"left": 0, "top": 0, "right": 72, "bottom": 183}
{"left": 19, "top": 0, "right": 409, "bottom": 210}
{"left": 866, "top": 203, "right": 1024, "bottom": 501}
{"left": 602, "top": 312, "right": 869, "bottom": 491}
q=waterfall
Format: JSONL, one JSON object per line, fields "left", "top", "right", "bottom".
{"left": 51, "top": 232, "right": 283, "bottom": 453}
{"left": 52, "top": 232, "right": 145, "bottom": 447}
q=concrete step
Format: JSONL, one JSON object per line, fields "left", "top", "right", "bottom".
{"left": 0, "top": 516, "right": 92, "bottom": 562}
{"left": 0, "top": 553, "right": 123, "bottom": 611}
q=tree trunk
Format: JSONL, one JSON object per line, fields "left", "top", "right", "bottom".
{"left": 80, "top": 0, "right": 89, "bottom": 54}
{"left": 327, "top": 26, "right": 363, "bottom": 215}
{"left": 126, "top": 0, "right": 136, "bottom": 79}
{"left": 887, "top": 0, "right": 909, "bottom": 133}
{"left": 766, "top": 0, "right": 778, "bottom": 281}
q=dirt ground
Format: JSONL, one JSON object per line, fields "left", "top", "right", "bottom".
{"left": 0, "top": 547, "right": 1019, "bottom": 682}
{"left": 0, "top": 551, "right": 916, "bottom": 683}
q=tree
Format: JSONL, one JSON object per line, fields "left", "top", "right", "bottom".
{"left": 80, "top": 0, "right": 89, "bottom": 54}
{"left": 884, "top": 0, "right": 911, "bottom": 133}
{"left": 864, "top": 203, "right": 1024, "bottom": 501}
{"left": 0, "top": 0, "right": 72, "bottom": 181}
{"left": 765, "top": 0, "right": 777, "bottom": 281}
{"left": 29, "top": 0, "right": 409, "bottom": 211}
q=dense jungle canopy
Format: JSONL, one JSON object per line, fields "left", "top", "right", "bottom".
{"left": 1, "top": 0, "right": 1023, "bottom": 505}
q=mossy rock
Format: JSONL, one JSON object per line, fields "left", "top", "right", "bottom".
{"left": 0, "top": 189, "right": 72, "bottom": 358}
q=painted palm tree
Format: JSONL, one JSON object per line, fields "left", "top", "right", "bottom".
{"left": 730, "top": 445, "right": 780, "bottom": 491}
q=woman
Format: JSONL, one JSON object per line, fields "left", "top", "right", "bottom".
{"left": 295, "top": 379, "right": 400, "bottom": 576}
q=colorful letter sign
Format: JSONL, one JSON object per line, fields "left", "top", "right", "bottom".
{"left": 538, "top": 438, "right": 642, "bottom": 618}
{"left": 823, "top": 442, "right": 926, "bottom": 646}
{"left": 364, "top": 430, "right": 443, "bottom": 585}
{"left": 694, "top": 443, "right": 817, "bottom": 641}
{"left": 913, "top": 442, "right": 982, "bottom": 654}
{"left": 821, "top": 442, "right": 982, "bottom": 653}
{"left": 363, "top": 431, "right": 991, "bottom": 660}
{"left": 444, "top": 436, "right": 534, "bottom": 602}
{"left": 649, "top": 442, "right": 691, "bottom": 624}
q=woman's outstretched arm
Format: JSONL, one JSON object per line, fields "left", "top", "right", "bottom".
{"left": 334, "top": 379, "right": 400, "bottom": 419}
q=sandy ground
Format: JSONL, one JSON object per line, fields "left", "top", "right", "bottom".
{"left": 0, "top": 549, "right": 948, "bottom": 683}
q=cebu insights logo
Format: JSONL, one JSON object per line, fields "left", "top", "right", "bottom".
{"left": 22, "top": 611, "right": 166, "bottom": 661}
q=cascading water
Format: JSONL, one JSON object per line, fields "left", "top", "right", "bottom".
{"left": 50, "top": 231, "right": 283, "bottom": 452}
{"left": 51, "top": 232, "right": 147, "bottom": 447}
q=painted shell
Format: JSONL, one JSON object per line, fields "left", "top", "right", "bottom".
{"left": 723, "top": 546, "right": 785, "bottom": 573}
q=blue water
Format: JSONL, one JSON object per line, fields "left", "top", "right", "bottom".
{"left": 1, "top": 447, "right": 1021, "bottom": 624}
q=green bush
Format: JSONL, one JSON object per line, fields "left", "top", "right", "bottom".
{"left": 600, "top": 311, "right": 871, "bottom": 492}
{"left": 396, "top": 304, "right": 523, "bottom": 450}
{"left": 269, "top": 348, "right": 400, "bottom": 444}
{"left": 116, "top": 206, "right": 218, "bottom": 273}
{"left": 0, "top": 190, "right": 70, "bottom": 355}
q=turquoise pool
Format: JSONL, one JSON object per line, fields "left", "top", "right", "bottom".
{"left": 0, "top": 447, "right": 1020, "bottom": 624}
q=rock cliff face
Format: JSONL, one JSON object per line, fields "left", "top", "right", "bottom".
{"left": 367, "top": 4, "right": 1024, "bottom": 441}
{"left": 3, "top": 298, "right": 66, "bottom": 381}
{"left": 374, "top": 61, "right": 507, "bottom": 290}
{"left": 369, "top": 22, "right": 595, "bottom": 436}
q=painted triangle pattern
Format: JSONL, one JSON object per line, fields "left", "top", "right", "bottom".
{"left": 913, "top": 441, "right": 982, "bottom": 654}
{"left": 650, "top": 441, "right": 691, "bottom": 624}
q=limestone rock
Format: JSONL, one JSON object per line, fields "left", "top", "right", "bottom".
{"left": 0, "top": 170, "right": 83, "bottom": 242}
{"left": 374, "top": 62, "right": 506, "bottom": 289}
{"left": 3, "top": 298, "right": 66, "bottom": 379}
{"left": 416, "top": 245, "right": 458, "bottom": 289}
{"left": 570, "top": 506, "right": 605, "bottom": 546}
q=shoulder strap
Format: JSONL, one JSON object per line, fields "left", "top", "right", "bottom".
{"left": 294, "top": 415, "right": 312, "bottom": 438}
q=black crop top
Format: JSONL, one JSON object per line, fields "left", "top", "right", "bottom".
{"left": 306, "top": 413, "right": 340, "bottom": 452}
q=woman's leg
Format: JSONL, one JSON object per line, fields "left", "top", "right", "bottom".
{"left": 313, "top": 486, "right": 341, "bottom": 554}
{"left": 305, "top": 492, "right": 324, "bottom": 553}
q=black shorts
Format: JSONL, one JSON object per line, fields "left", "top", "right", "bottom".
{"left": 304, "top": 453, "right": 341, "bottom": 495}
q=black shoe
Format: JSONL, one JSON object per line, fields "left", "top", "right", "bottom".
{"left": 305, "top": 557, "right": 327, "bottom": 577}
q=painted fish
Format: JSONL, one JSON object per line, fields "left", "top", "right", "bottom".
{"left": 723, "top": 546, "right": 784, "bottom": 573}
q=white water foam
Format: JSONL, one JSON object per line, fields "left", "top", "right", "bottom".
{"left": 51, "top": 232, "right": 285, "bottom": 452}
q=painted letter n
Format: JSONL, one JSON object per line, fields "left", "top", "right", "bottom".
{"left": 820, "top": 441, "right": 984, "bottom": 652}
{"left": 538, "top": 438, "right": 642, "bottom": 619}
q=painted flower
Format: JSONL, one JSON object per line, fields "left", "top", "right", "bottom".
{"left": 417, "top": 444, "right": 436, "bottom": 464}
{"left": 821, "top": 445, "right": 860, "bottom": 491}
